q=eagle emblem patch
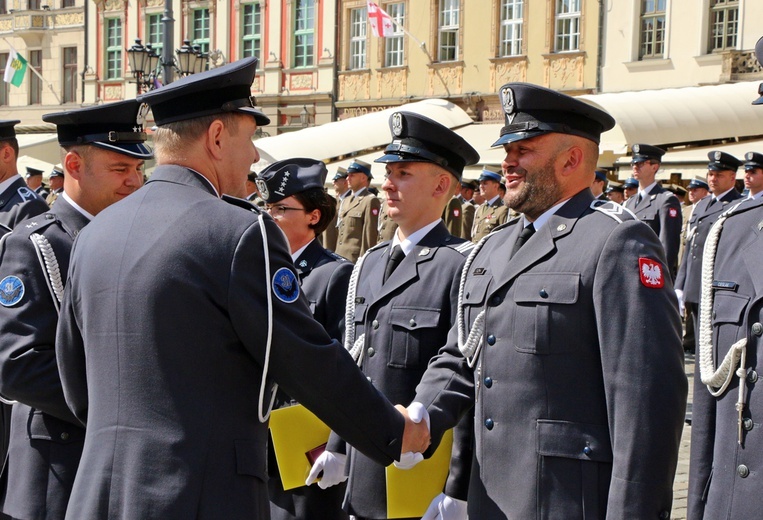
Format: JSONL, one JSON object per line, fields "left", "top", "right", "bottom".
{"left": 639, "top": 258, "right": 664, "bottom": 288}
{"left": 391, "top": 112, "right": 403, "bottom": 137}
{"left": 255, "top": 179, "right": 269, "bottom": 200}
{"left": 272, "top": 267, "right": 300, "bottom": 303}
{"left": 0, "top": 276, "right": 24, "bottom": 307}
{"left": 500, "top": 86, "right": 516, "bottom": 124}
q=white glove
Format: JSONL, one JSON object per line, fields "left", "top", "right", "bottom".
{"left": 393, "top": 402, "right": 431, "bottom": 469}
{"left": 675, "top": 289, "right": 685, "bottom": 315}
{"left": 422, "top": 492, "right": 468, "bottom": 520}
{"left": 305, "top": 451, "right": 347, "bottom": 489}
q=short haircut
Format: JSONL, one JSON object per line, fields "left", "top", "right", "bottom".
{"left": 292, "top": 188, "right": 336, "bottom": 237}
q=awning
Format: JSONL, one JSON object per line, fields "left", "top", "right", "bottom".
{"left": 16, "top": 133, "right": 60, "bottom": 165}
{"left": 17, "top": 154, "right": 55, "bottom": 178}
{"left": 580, "top": 82, "right": 763, "bottom": 155}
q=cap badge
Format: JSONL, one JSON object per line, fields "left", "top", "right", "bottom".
{"left": 556, "top": 224, "right": 567, "bottom": 231}
{"left": 639, "top": 258, "right": 664, "bottom": 288}
{"left": 272, "top": 267, "right": 300, "bottom": 304}
{"left": 298, "top": 260, "right": 307, "bottom": 268}
{"left": 0, "top": 275, "right": 24, "bottom": 307}
{"left": 419, "top": 248, "right": 431, "bottom": 256}
{"left": 714, "top": 151, "right": 722, "bottom": 161}
{"left": 746, "top": 152, "right": 753, "bottom": 160}
{"left": 136, "top": 103, "right": 151, "bottom": 129}
{"left": 633, "top": 144, "right": 640, "bottom": 153}
{"left": 501, "top": 86, "right": 516, "bottom": 124}
{"left": 391, "top": 112, "right": 403, "bottom": 137}
{"left": 255, "top": 179, "right": 269, "bottom": 200}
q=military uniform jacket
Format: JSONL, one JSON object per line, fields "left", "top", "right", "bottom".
{"left": 687, "top": 197, "right": 763, "bottom": 520}
{"left": 442, "top": 197, "right": 462, "bottom": 237}
{"left": 335, "top": 189, "right": 380, "bottom": 263}
{"left": 55, "top": 166, "right": 405, "bottom": 520}
{"left": 0, "top": 197, "right": 88, "bottom": 520}
{"left": 328, "top": 223, "right": 472, "bottom": 519}
{"left": 676, "top": 190, "right": 743, "bottom": 305}
{"left": 414, "top": 190, "right": 688, "bottom": 520}
{"left": 471, "top": 199, "right": 508, "bottom": 243}
{"left": 0, "top": 177, "right": 49, "bottom": 233}
{"left": 458, "top": 197, "right": 475, "bottom": 241}
{"left": 321, "top": 194, "right": 341, "bottom": 252}
{"left": 376, "top": 200, "right": 397, "bottom": 245}
{"left": 624, "top": 184, "right": 682, "bottom": 278}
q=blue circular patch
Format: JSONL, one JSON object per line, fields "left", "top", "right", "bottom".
{"left": 0, "top": 276, "right": 25, "bottom": 307}
{"left": 272, "top": 267, "right": 300, "bottom": 304}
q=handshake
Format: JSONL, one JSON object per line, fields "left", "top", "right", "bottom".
{"left": 305, "top": 402, "right": 431, "bottom": 489}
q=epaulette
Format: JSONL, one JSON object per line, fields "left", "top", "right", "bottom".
{"left": 452, "top": 240, "right": 475, "bottom": 255}
{"left": 326, "top": 250, "right": 348, "bottom": 262}
{"left": 365, "top": 241, "right": 389, "bottom": 254}
{"left": 14, "top": 212, "right": 58, "bottom": 237}
{"left": 222, "top": 194, "right": 263, "bottom": 213}
{"left": 590, "top": 200, "right": 637, "bottom": 223}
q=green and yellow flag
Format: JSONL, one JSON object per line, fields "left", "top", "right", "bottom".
{"left": 4, "top": 47, "right": 27, "bottom": 88}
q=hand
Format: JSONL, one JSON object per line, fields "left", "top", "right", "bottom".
{"left": 675, "top": 289, "right": 685, "bottom": 315}
{"left": 393, "top": 450, "right": 424, "bottom": 469}
{"left": 305, "top": 451, "right": 347, "bottom": 489}
{"left": 396, "top": 403, "right": 431, "bottom": 455}
{"left": 422, "top": 493, "right": 468, "bottom": 520}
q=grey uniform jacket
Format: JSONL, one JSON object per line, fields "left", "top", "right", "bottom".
{"left": 687, "top": 196, "right": 763, "bottom": 520}
{"left": 676, "top": 190, "right": 743, "bottom": 305}
{"left": 0, "top": 197, "right": 88, "bottom": 520}
{"left": 414, "top": 190, "right": 688, "bottom": 520}
{"left": 54, "top": 166, "right": 405, "bottom": 520}
{"left": 0, "top": 177, "right": 49, "bottom": 233}
{"left": 329, "top": 222, "right": 472, "bottom": 519}
{"left": 624, "top": 184, "right": 682, "bottom": 278}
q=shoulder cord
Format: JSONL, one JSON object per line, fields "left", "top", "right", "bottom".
{"left": 257, "top": 213, "right": 279, "bottom": 423}
{"left": 698, "top": 202, "right": 749, "bottom": 443}
{"left": 343, "top": 249, "right": 370, "bottom": 367}
{"left": 457, "top": 234, "right": 492, "bottom": 368}
{"left": 29, "top": 233, "right": 63, "bottom": 314}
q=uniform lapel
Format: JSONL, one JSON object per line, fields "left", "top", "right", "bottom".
{"left": 294, "top": 240, "right": 323, "bottom": 279}
{"left": 51, "top": 196, "right": 91, "bottom": 239}
{"left": 341, "top": 194, "right": 361, "bottom": 217}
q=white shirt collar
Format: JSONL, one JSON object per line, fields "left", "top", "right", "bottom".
{"left": 713, "top": 187, "right": 734, "bottom": 201}
{"left": 391, "top": 219, "right": 441, "bottom": 257}
{"left": 340, "top": 189, "right": 352, "bottom": 200}
{"left": 291, "top": 239, "right": 313, "bottom": 263}
{"left": 523, "top": 198, "right": 569, "bottom": 231}
{"left": 638, "top": 181, "right": 658, "bottom": 199}
{"left": 61, "top": 192, "right": 95, "bottom": 221}
{"left": 352, "top": 187, "right": 368, "bottom": 197}
{"left": 749, "top": 191, "right": 763, "bottom": 200}
{"left": 486, "top": 195, "right": 501, "bottom": 206}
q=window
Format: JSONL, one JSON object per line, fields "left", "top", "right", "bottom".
{"left": 62, "top": 47, "right": 77, "bottom": 103}
{"left": 709, "top": 0, "right": 738, "bottom": 52}
{"left": 384, "top": 2, "right": 405, "bottom": 67}
{"left": 28, "top": 0, "right": 40, "bottom": 9}
{"left": 0, "top": 1, "right": 7, "bottom": 14}
{"left": 62, "top": 0, "right": 75, "bottom": 7}
{"left": 639, "top": 0, "right": 666, "bottom": 59}
{"left": 438, "top": 0, "right": 459, "bottom": 62}
{"left": 349, "top": 7, "right": 367, "bottom": 70}
{"left": 499, "top": 0, "right": 523, "bottom": 57}
{"left": 29, "top": 50, "right": 41, "bottom": 105}
{"left": 554, "top": 0, "right": 580, "bottom": 52}
{"left": 0, "top": 54, "right": 8, "bottom": 105}
{"left": 241, "top": 3, "right": 261, "bottom": 59}
{"left": 147, "top": 13, "right": 164, "bottom": 57}
{"left": 293, "top": 0, "right": 314, "bottom": 68}
{"left": 105, "top": 17, "right": 122, "bottom": 79}
{"left": 192, "top": 8, "right": 210, "bottom": 55}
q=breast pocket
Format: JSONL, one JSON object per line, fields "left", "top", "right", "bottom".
{"left": 712, "top": 292, "right": 749, "bottom": 357}
{"left": 462, "top": 276, "right": 490, "bottom": 326}
{"left": 343, "top": 213, "right": 363, "bottom": 235}
{"left": 512, "top": 273, "right": 580, "bottom": 354}
{"left": 387, "top": 307, "right": 441, "bottom": 368}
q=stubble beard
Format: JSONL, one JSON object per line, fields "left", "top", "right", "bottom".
{"left": 504, "top": 157, "right": 562, "bottom": 221}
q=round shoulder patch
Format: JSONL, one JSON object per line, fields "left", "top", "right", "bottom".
{"left": 272, "top": 267, "right": 300, "bottom": 303}
{"left": 0, "top": 276, "right": 25, "bottom": 307}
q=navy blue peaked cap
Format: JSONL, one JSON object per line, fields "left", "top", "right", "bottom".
{"left": 375, "top": 111, "right": 479, "bottom": 180}
{"left": 43, "top": 100, "right": 153, "bottom": 159}
{"left": 623, "top": 177, "right": 639, "bottom": 189}
{"left": 0, "top": 120, "right": 19, "bottom": 140}
{"left": 707, "top": 151, "right": 741, "bottom": 171}
{"left": 257, "top": 158, "right": 327, "bottom": 204}
{"left": 687, "top": 178, "right": 709, "bottom": 190}
{"left": 631, "top": 144, "right": 666, "bottom": 163}
{"left": 744, "top": 152, "right": 763, "bottom": 170}
{"left": 492, "top": 83, "right": 615, "bottom": 147}
{"left": 137, "top": 57, "right": 270, "bottom": 127}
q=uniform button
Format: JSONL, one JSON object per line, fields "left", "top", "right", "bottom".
{"left": 539, "top": 289, "right": 548, "bottom": 298}
{"left": 752, "top": 322, "right": 763, "bottom": 336}
{"left": 483, "top": 376, "right": 492, "bottom": 388}
{"left": 738, "top": 464, "right": 750, "bottom": 478}
{"left": 748, "top": 370, "right": 759, "bottom": 384}
{"left": 491, "top": 295, "right": 503, "bottom": 306}
{"left": 60, "top": 432, "right": 69, "bottom": 441}
{"left": 659, "top": 511, "right": 670, "bottom": 520}
{"left": 743, "top": 418, "right": 754, "bottom": 431}
{"left": 465, "top": 292, "right": 470, "bottom": 299}
{"left": 367, "top": 376, "right": 372, "bottom": 383}
{"left": 583, "top": 446, "right": 592, "bottom": 456}
{"left": 484, "top": 418, "right": 494, "bottom": 430}
{"left": 486, "top": 334, "right": 496, "bottom": 346}
{"left": 367, "top": 347, "right": 375, "bottom": 358}
{"left": 45, "top": 213, "right": 54, "bottom": 220}
{"left": 409, "top": 319, "right": 416, "bottom": 327}
{"left": 372, "top": 320, "right": 379, "bottom": 330}
{"left": 712, "top": 311, "right": 716, "bottom": 320}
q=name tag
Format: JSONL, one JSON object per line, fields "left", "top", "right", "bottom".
{"left": 712, "top": 280, "right": 738, "bottom": 291}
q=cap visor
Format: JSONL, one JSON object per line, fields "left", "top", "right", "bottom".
{"left": 237, "top": 107, "right": 271, "bottom": 126}
{"left": 374, "top": 152, "right": 422, "bottom": 164}
{"left": 92, "top": 141, "right": 154, "bottom": 160}
{"left": 491, "top": 130, "right": 546, "bottom": 148}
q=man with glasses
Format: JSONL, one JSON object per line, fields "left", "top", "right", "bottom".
{"left": 624, "top": 144, "right": 682, "bottom": 278}
{"left": 335, "top": 160, "right": 380, "bottom": 262}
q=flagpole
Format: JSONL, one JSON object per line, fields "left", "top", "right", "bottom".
{"left": 3, "top": 38, "right": 62, "bottom": 104}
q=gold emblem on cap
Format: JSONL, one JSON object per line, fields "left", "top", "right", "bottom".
{"left": 501, "top": 86, "right": 516, "bottom": 124}
{"left": 714, "top": 151, "right": 722, "bottom": 160}
{"left": 391, "top": 113, "right": 403, "bottom": 137}
{"left": 255, "top": 179, "right": 269, "bottom": 200}
{"left": 633, "top": 144, "right": 640, "bottom": 153}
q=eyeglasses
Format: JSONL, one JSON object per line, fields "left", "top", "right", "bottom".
{"left": 631, "top": 161, "right": 655, "bottom": 168}
{"left": 265, "top": 204, "right": 307, "bottom": 219}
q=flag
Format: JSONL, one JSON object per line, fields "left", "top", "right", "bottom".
{"left": 367, "top": 1, "right": 394, "bottom": 38}
{"left": 3, "top": 46, "right": 27, "bottom": 88}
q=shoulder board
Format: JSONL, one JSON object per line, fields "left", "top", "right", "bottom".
{"left": 590, "top": 200, "right": 637, "bottom": 223}
{"left": 221, "top": 194, "right": 262, "bottom": 213}
{"left": 365, "top": 241, "right": 388, "bottom": 254}
{"left": 15, "top": 212, "right": 58, "bottom": 237}
{"left": 16, "top": 186, "right": 40, "bottom": 203}
{"left": 326, "top": 250, "right": 348, "bottom": 262}
{"left": 452, "top": 241, "right": 475, "bottom": 255}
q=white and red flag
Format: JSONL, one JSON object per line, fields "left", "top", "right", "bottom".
{"left": 367, "top": 1, "right": 394, "bottom": 37}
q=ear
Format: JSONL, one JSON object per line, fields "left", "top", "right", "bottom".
{"left": 205, "top": 119, "right": 226, "bottom": 161}
{"left": 560, "top": 145, "right": 584, "bottom": 178}
{"left": 64, "top": 150, "right": 83, "bottom": 181}
{"left": 0, "top": 143, "right": 13, "bottom": 164}
{"left": 432, "top": 172, "right": 451, "bottom": 198}
{"left": 307, "top": 209, "right": 320, "bottom": 226}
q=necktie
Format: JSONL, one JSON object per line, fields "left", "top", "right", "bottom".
{"left": 510, "top": 224, "right": 536, "bottom": 258}
{"left": 636, "top": 193, "right": 643, "bottom": 205}
{"left": 383, "top": 245, "right": 405, "bottom": 283}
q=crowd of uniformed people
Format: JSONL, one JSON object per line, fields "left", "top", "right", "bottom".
{"left": 0, "top": 39, "right": 761, "bottom": 520}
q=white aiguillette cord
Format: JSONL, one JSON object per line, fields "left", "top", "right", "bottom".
{"left": 257, "top": 213, "right": 278, "bottom": 423}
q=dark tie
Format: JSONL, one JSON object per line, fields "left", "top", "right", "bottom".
{"left": 383, "top": 245, "right": 405, "bottom": 283}
{"left": 636, "top": 193, "right": 643, "bottom": 205}
{"left": 510, "top": 224, "right": 536, "bottom": 258}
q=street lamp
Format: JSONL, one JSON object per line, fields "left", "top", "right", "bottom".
{"left": 300, "top": 106, "right": 310, "bottom": 128}
{"left": 127, "top": 39, "right": 160, "bottom": 94}
{"left": 176, "top": 40, "right": 206, "bottom": 77}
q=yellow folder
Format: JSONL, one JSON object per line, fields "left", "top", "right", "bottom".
{"left": 268, "top": 404, "right": 331, "bottom": 490}
{"left": 385, "top": 428, "right": 454, "bottom": 519}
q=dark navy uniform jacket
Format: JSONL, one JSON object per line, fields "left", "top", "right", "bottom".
{"left": 0, "top": 196, "right": 88, "bottom": 520}
{"left": 687, "top": 197, "right": 763, "bottom": 520}
{"left": 676, "top": 189, "right": 743, "bottom": 305}
{"left": 624, "top": 183, "right": 682, "bottom": 278}
{"left": 414, "top": 190, "right": 687, "bottom": 520}
{"left": 55, "top": 166, "right": 405, "bottom": 520}
{"left": 0, "top": 177, "right": 49, "bottom": 232}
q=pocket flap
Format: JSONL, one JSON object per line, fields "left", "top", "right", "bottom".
{"left": 388, "top": 307, "right": 441, "bottom": 330}
{"left": 462, "top": 277, "right": 491, "bottom": 306}
{"left": 515, "top": 273, "right": 579, "bottom": 304}
{"left": 235, "top": 439, "right": 267, "bottom": 480}
{"left": 28, "top": 410, "right": 85, "bottom": 444}
{"left": 353, "top": 303, "right": 368, "bottom": 324}
{"left": 536, "top": 420, "right": 612, "bottom": 462}
{"left": 712, "top": 293, "right": 749, "bottom": 324}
